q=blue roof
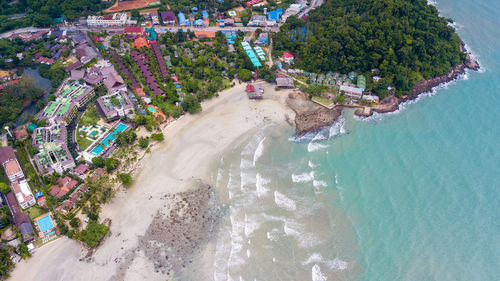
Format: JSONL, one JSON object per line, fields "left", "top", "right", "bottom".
{"left": 191, "top": 7, "right": 198, "bottom": 13}
{"left": 202, "top": 10, "right": 209, "bottom": 18}
{"left": 194, "top": 19, "right": 204, "bottom": 26}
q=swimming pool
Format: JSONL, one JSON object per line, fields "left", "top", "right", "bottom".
{"left": 90, "top": 123, "right": 128, "bottom": 156}
{"left": 147, "top": 105, "right": 156, "bottom": 113}
{"left": 37, "top": 215, "right": 54, "bottom": 233}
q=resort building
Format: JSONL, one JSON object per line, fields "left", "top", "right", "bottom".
{"left": 340, "top": 84, "right": 364, "bottom": 99}
{"left": 0, "top": 147, "right": 23, "bottom": 182}
{"left": 104, "top": 72, "right": 127, "bottom": 93}
{"left": 48, "top": 176, "right": 78, "bottom": 199}
{"left": 11, "top": 179, "right": 35, "bottom": 209}
{"left": 5, "top": 192, "right": 35, "bottom": 242}
{"left": 362, "top": 94, "right": 380, "bottom": 103}
{"left": 161, "top": 11, "right": 176, "bottom": 25}
{"left": 37, "top": 82, "right": 94, "bottom": 124}
{"left": 87, "top": 13, "right": 129, "bottom": 27}
{"left": 276, "top": 75, "right": 295, "bottom": 88}
{"left": 151, "top": 11, "right": 159, "bottom": 25}
{"left": 96, "top": 90, "right": 134, "bottom": 122}
{"left": 123, "top": 26, "right": 144, "bottom": 36}
{"left": 32, "top": 124, "right": 75, "bottom": 174}
{"left": 282, "top": 52, "right": 294, "bottom": 64}
{"left": 72, "top": 163, "right": 89, "bottom": 179}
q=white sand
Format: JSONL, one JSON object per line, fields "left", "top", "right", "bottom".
{"left": 9, "top": 82, "right": 295, "bottom": 281}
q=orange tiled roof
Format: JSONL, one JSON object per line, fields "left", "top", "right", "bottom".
{"left": 132, "top": 37, "right": 149, "bottom": 49}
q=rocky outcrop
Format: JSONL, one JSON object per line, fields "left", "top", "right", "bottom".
{"left": 375, "top": 50, "right": 480, "bottom": 114}
{"left": 287, "top": 92, "right": 342, "bottom": 136}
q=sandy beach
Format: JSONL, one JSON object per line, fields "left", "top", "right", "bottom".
{"left": 9, "top": 82, "right": 295, "bottom": 281}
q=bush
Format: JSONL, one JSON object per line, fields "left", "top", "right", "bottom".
{"left": 92, "top": 156, "right": 104, "bottom": 168}
{"left": 119, "top": 173, "right": 132, "bottom": 187}
{"left": 138, "top": 137, "right": 149, "bottom": 149}
{"left": 0, "top": 182, "right": 10, "bottom": 194}
{"left": 237, "top": 69, "right": 252, "bottom": 81}
{"left": 81, "top": 223, "right": 108, "bottom": 248}
{"left": 70, "top": 217, "right": 81, "bottom": 228}
{"left": 151, "top": 133, "right": 164, "bottom": 142}
{"left": 104, "top": 157, "right": 119, "bottom": 172}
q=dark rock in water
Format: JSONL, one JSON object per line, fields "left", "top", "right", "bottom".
{"left": 138, "top": 183, "right": 221, "bottom": 276}
{"left": 287, "top": 92, "right": 342, "bottom": 136}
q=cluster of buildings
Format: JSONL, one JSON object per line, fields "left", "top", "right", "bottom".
{"left": 0, "top": 147, "right": 36, "bottom": 242}
{"left": 87, "top": 13, "right": 136, "bottom": 27}
{"left": 7, "top": 30, "right": 48, "bottom": 42}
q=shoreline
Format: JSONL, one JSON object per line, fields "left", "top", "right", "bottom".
{"left": 372, "top": 45, "right": 480, "bottom": 115}
{"left": 8, "top": 82, "right": 296, "bottom": 281}
{"left": 296, "top": 48, "right": 480, "bottom": 134}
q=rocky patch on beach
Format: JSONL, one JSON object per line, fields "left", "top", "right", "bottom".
{"left": 138, "top": 183, "right": 221, "bottom": 276}
{"left": 287, "top": 92, "right": 343, "bottom": 136}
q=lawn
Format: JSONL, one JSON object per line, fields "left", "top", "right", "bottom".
{"left": 79, "top": 105, "right": 101, "bottom": 127}
{"left": 312, "top": 96, "right": 335, "bottom": 107}
{"left": 26, "top": 205, "right": 44, "bottom": 220}
{"left": 76, "top": 131, "right": 94, "bottom": 151}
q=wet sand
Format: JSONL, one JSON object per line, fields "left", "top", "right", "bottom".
{"left": 9, "top": 82, "right": 295, "bottom": 281}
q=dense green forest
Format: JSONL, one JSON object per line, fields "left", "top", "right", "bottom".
{"left": 273, "top": 0, "right": 466, "bottom": 96}
{"left": 0, "top": 78, "right": 44, "bottom": 127}
{"left": 0, "top": 0, "right": 112, "bottom": 32}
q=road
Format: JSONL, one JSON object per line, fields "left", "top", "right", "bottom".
{"left": 297, "top": 0, "right": 325, "bottom": 18}
{"left": 60, "top": 25, "right": 281, "bottom": 34}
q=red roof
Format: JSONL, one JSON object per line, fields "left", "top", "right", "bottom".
{"left": 103, "top": 14, "right": 113, "bottom": 20}
{"left": 124, "top": 27, "right": 144, "bottom": 34}
{"left": 282, "top": 52, "right": 294, "bottom": 58}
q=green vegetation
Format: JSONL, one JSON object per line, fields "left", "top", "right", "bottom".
{"left": 151, "top": 133, "right": 164, "bottom": 142}
{"left": 119, "top": 173, "right": 132, "bottom": 187}
{"left": 274, "top": 0, "right": 466, "bottom": 96}
{"left": 312, "top": 96, "right": 334, "bottom": 107}
{"left": 81, "top": 222, "right": 108, "bottom": 248}
{"left": 116, "top": 131, "right": 137, "bottom": 146}
{"left": 104, "top": 157, "right": 119, "bottom": 172}
{"left": 0, "top": 182, "right": 10, "bottom": 194}
{"left": 0, "top": 78, "right": 44, "bottom": 128}
{"left": 70, "top": 217, "right": 81, "bottom": 228}
{"left": 79, "top": 105, "right": 100, "bottom": 127}
{"left": 91, "top": 156, "right": 104, "bottom": 168}
{"left": 26, "top": 206, "right": 44, "bottom": 220}
{"left": 237, "top": 69, "right": 253, "bottom": 81}
{"left": 110, "top": 36, "right": 121, "bottom": 49}
{"left": 138, "top": 137, "right": 149, "bottom": 149}
{"left": 39, "top": 63, "right": 68, "bottom": 88}
{"left": 0, "top": 0, "right": 112, "bottom": 32}
{"left": 0, "top": 247, "right": 14, "bottom": 279}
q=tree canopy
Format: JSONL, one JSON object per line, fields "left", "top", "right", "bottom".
{"left": 273, "top": 0, "right": 466, "bottom": 96}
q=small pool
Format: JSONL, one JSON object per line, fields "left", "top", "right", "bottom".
{"left": 37, "top": 215, "right": 54, "bottom": 233}
{"left": 90, "top": 123, "right": 129, "bottom": 156}
{"left": 147, "top": 105, "right": 156, "bottom": 113}
{"left": 90, "top": 130, "right": 97, "bottom": 136}
{"left": 82, "top": 127, "right": 87, "bottom": 131}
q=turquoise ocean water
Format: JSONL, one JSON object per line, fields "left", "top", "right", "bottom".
{"left": 186, "top": 0, "right": 500, "bottom": 280}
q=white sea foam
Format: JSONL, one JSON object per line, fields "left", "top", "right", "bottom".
{"left": 312, "top": 264, "right": 328, "bottom": 281}
{"left": 303, "top": 253, "right": 349, "bottom": 272}
{"left": 266, "top": 228, "right": 281, "bottom": 242}
{"left": 284, "top": 219, "right": 322, "bottom": 248}
{"left": 274, "top": 191, "right": 297, "bottom": 211}
{"left": 308, "top": 160, "right": 316, "bottom": 168}
{"left": 313, "top": 180, "right": 327, "bottom": 188}
{"left": 244, "top": 213, "right": 263, "bottom": 237}
{"left": 255, "top": 173, "right": 270, "bottom": 197}
{"left": 292, "top": 172, "right": 314, "bottom": 183}
{"left": 253, "top": 137, "right": 266, "bottom": 166}
{"left": 307, "top": 142, "right": 328, "bottom": 152}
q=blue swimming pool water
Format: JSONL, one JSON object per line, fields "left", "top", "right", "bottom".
{"left": 37, "top": 215, "right": 54, "bottom": 233}
{"left": 90, "top": 123, "right": 128, "bottom": 155}
{"left": 147, "top": 105, "right": 156, "bottom": 113}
